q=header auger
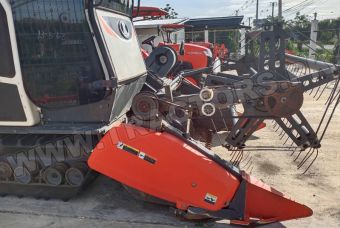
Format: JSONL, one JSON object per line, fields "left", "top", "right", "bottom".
{"left": 0, "top": 0, "right": 338, "bottom": 226}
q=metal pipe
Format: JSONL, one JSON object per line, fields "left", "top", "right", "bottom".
{"left": 286, "top": 53, "right": 339, "bottom": 71}
{"left": 278, "top": 0, "right": 282, "bottom": 21}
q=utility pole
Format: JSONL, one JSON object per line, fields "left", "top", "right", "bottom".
{"left": 278, "top": 0, "right": 282, "bottom": 21}
{"left": 256, "top": 0, "right": 259, "bottom": 20}
{"left": 309, "top": 12, "right": 319, "bottom": 59}
{"left": 337, "top": 28, "right": 340, "bottom": 64}
{"left": 272, "top": 2, "right": 275, "bottom": 19}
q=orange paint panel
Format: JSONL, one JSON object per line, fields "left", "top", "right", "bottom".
{"left": 89, "top": 124, "right": 312, "bottom": 224}
{"left": 89, "top": 123, "right": 240, "bottom": 211}
{"left": 241, "top": 173, "right": 313, "bottom": 223}
{"left": 159, "top": 43, "right": 209, "bottom": 69}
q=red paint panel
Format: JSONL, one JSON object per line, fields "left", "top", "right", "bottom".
{"left": 88, "top": 123, "right": 240, "bottom": 211}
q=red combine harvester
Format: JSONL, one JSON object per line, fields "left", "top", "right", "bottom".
{"left": 194, "top": 42, "right": 229, "bottom": 62}
{"left": 2, "top": 0, "right": 340, "bottom": 226}
{"left": 133, "top": 6, "right": 228, "bottom": 63}
{"left": 133, "top": 6, "right": 168, "bottom": 19}
{"left": 140, "top": 23, "right": 214, "bottom": 81}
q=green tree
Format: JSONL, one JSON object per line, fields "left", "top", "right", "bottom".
{"left": 285, "top": 13, "right": 311, "bottom": 51}
{"left": 162, "top": 4, "right": 178, "bottom": 19}
{"left": 318, "top": 18, "right": 340, "bottom": 45}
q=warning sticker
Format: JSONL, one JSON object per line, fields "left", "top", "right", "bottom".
{"left": 204, "top": 193, "right": 218, "bottom": 205}
{"left": 116, "top": 142, "right": 157, "bottom": 165}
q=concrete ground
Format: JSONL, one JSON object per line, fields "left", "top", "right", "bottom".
{"left": 0, "top": 91, "right": 339, "bottom": 228}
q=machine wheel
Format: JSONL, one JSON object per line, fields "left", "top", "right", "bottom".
{"left": 132, "top": 92, "right": 159, "bottom": 121}
{"left": 43, "top": 163, "right": 68, "bottom": 186}
{"left": 14, "top": 167, "right": 32, "bottom": 184}
{"left": 65, "top": 163, "right": 88, "bottom": 187}
{"left": 0, "top": 162, "right": 13, "bottom": 180}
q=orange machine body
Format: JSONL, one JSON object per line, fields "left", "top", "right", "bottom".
{"left": 89, "top": 123, "right": 240, "bottom": 211}
{"left": 159, "top": 42, "right": 211, "bottom": 70}
{"left": 141, "top": 48, "right": 149, "bottom": 59}
{"left": 88, "top": 123, "right": 312, "bottom": 225}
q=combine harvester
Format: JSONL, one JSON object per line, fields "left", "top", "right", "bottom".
{"left": 0, "top": 0, "right": 339, "bottom": 225}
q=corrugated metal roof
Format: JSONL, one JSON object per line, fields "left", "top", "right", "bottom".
{"left": 185, "top": 16, "right": 244, "bottom": 30}
{"left": 134, "top": 18, "right": 189, "bottom": 29}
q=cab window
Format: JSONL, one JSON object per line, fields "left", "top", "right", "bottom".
{"left": 94, "top": 0, "right": 133, "bottom": 16}
{"left": 11, "top": 0, "right": 105, "bottom": 108}
{"left": 0, "top": 5, "right": 15, "bottom": 77}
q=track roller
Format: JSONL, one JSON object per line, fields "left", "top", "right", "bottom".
{"left": 0, "top": 162, "right": 13, "bottom": 180}
{"left": 43, "top": 163, "right": 68, "bottom": 186}
{"left": 65, "top": 163, "right": 88, "bottom": 186}
{"left": 14, "top": 167, "right": 32, "bottom": 184}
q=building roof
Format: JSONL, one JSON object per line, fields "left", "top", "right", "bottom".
{"left": 133, "top": 18, "right": 189, "bottom": 29}
{"left": 185, "top": 16, "right": 245, "bottom": 30}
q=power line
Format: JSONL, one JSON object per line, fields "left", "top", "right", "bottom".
{"left": 234, "top": 0, "right": 256, "bottom": 16}
{"left": 283, "top": 0, "right": 317, "bottom": 17}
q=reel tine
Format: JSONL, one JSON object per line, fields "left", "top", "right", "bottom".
{"left": 278, "top": 128, "right": 285, "bottom": 137}
{"left": 249, "top": 164, "right": 254, "bottom": 174}
{"left": 240, "top": 155, "right": 251, "bottom": 169}
{"left": 290, "top": 139, "right": 296, "bottom": 147}
{"left": 244, "top": 160, "right": 254, "bottom": 172}
{"left": 273, "top": 122, "right": 278, "bottom": 128}
{"left": 234, "top": 150, "right": 243, "bottom": 166}
{"left": 293, "top": 148, "right": 311, "bottom": 162}
{"left": 329, "top": 89, "right": 340, "bottom": 106}
{"left": 230, "top": 152, "right": 239, "bottom": 166}
{"left": 231, "top": 150, "right": 238, "bottom": 164}
{"left": 325, "top": 94, "right": 332, "bottom": 105}
{"left": 275, "top": 123, "right": 281, "bottom": 130}
{"left": 283, "top": 135, "right": 290, "bottom": 145}
{"left": 230, "top": 148, "right": 239, "bottom": 163}
{"left": 280, "top": 123, "right": 290, "bottom": 140}
{"left": 288, "top": 132, "right": 300, "bottom": 150}
{"left": 302, "top": 149, "right": 319, "bottom": 175}
{"left": 230, "top": 149, "right": 236, "bottom": 158}
{"left": 290, "top": 148, "right": 298, "bottom": 156}
{"left": 316, "top": 83, "right": 328, "bottom": 101}
{"left": 241, "top": 151, "right": 250, "bottom": 162}
{"left": 297, "top": 148, "right": 314, "bottom": 169}
{"left": 280, "top": 132, "right": 287, "bottom": 140}
{"left": 325, "top": 81, "right": 340, "bottom": 105}
{"left": 312, "top": 85, "right": 322, "bottom": 99}
{"left": 236, "top": 151, "right": 244, "bottom": 166}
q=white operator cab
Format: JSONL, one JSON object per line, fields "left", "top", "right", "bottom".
{"left": 0, "top": 0, "right": 40, "bottom": 126}
{"left": 0, "top": 0, "right": 147, "bottom": 127}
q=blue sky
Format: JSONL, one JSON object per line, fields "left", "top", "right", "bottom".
{"left": 142, "top": 0, "right": 340, "bottom": 21}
